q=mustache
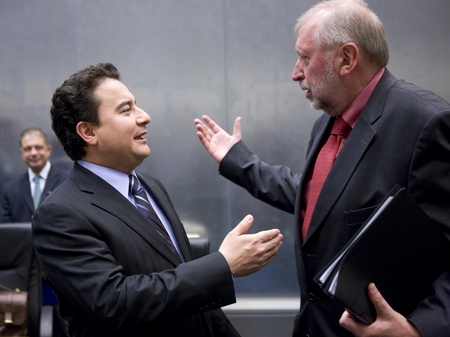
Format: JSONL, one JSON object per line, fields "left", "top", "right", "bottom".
{"left": 300, "top": 81, "right": 310, "bottom": 91}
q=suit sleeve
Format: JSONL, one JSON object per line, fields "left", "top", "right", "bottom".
{"left": 219, "top": 140, "right": 300, "bottom": 214}
{"left": 32, "top": 201, "right": 236, "bottom": 331}
{"left": 406, "top": 110, "right": 450, "bottom": 336}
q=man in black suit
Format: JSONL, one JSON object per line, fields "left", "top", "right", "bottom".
{"left": 32, "top": 62, "right": 283, "bottom": 337}
{"left": 194, "top": 0, "right": 450, "bottom": 336}
{"left": 1, "top": 127, "right": 71, "bottom": 336}
{"left": 1, "top": 127, "right": 69, "bottom": 223}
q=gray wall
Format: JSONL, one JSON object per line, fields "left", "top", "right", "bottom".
{"left": 1, "top": 0, "right": 449, "bottom": 295}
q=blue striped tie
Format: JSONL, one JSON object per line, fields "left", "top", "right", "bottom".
{"left": 129, "top": 175, "right": 181, "bottom": 263}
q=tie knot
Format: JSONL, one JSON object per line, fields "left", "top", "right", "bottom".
{"left": 331, "top": 116, "right": 351, "bottom": 136}
{"left": 129, "top": 175, "right": 140, "bottom": 195}
{"left": 33, "top": 175, "right": 40, "bottom": 183}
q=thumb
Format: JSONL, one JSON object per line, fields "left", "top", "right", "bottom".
{"left": 233, "top": 117, "right": 242, "bottom": 140}
{"left": 368, "top": 283, "right": 391, "bottom": 316}
{"left": 232, "top": 214, "right": 253, "bottom": 236}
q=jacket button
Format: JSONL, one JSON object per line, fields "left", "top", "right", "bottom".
{"left": 307, "top": 293, "right": 315, "bottom": 301}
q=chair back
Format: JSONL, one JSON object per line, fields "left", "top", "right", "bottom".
{"left": 0, "top": 223, "right": 41, "bottom": 337}
{"left": 188, "top": 237, "right": 210, "bottom": 260}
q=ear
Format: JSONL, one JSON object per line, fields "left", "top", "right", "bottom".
{"left": 337, "top": 43, "right": 359, "bottom": 76}
{"left": 76, "top": 121, "right": 98, "bottom": 146}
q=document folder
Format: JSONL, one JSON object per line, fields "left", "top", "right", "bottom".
{"left": 314, "top": 185, "right": 450, "bottom": 324}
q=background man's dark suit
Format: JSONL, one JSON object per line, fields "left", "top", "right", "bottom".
{"left": 32, "top": 163, "right": 239, "bottom": 337}
{"left": 2, "top": 163, "right": 71, "bottom": 337}
{"left": 218, "top": 69, "right": 450, "bottom": 336}
{"left": 1, "top": 165, "right": 70, "bottom": 223}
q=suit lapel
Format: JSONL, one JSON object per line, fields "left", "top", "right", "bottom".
{"left": 303, "top": 70, "right": 397, "bottom": 243}
{"left": 72, "top": 164, "right": 182, "bottom": 266}
{"left": 19, "top": 173, "right": 34, "bottom": 214}
{"left": 138, "top": 174, "right": 192, "bottom": 262}
{"left": 42, "top": 167, "right": 59, "bottom": 201}
{"left": 300, "top": 116, "right": 333, "bottom": 189}
{"left": 304, "top": 114, "right": 376, "bottom": 243}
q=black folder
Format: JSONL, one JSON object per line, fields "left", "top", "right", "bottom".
{"left": 314, "top": 185, "right": 450, "bottom": 324}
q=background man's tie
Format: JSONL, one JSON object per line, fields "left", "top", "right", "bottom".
{"left": 129, "top": 175, "right": 181, "bottom": 263}
{"left": 302, "top": 116, "right": 350, "bottom": 242}
{"left": 33, "top": 175, "right": 41, "bottom": 210}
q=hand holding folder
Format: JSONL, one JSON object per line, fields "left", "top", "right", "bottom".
{"left": 314, "top": 185, "right": 450, "bottom": 324}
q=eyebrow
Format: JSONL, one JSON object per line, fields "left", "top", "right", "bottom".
{"left": 115, "top": 100, "right": 134, "bottom": 111}
{"left": 297, "top": 49, "right": 309, "bottom": 57}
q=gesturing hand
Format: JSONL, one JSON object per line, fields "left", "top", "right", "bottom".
{"left": 219, "top": 214, "right": 283, "bottom": 277}
{"left": 194, "top": 115, "right": 242, "bottom": 163}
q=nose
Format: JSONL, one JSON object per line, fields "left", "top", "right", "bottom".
{"left": 292, "top": 59, "right": 304, "bottom": 82}
{"left": 137, "top": 107, "right": 151, "bottom": 125}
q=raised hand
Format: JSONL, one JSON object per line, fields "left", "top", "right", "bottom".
{"left": 194, "top": 115, "right": 242, "bottom": 163}
{"left": 219, "top": 214, "right": 283, "bottom": 277}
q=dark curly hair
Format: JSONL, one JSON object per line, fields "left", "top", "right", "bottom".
{"left": 50, "top": 62, "right": 121, "bottom": 160}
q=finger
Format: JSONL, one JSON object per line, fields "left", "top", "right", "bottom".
{"left": 339, "top": 311, "right": 361, "bottom": 331}
{"left": 195, "top": 123, "right": 215, "bottom": 149}
{"left": 266, "top": 237, "right": 283, "bottom": 254}
{"left": 195, "top": 121, "right": 213, "bottom": 139}
{"left": 196, "top": 131, "right": 211, "bottom": 150}
{"left": 232, "top": 117, "right": 242, "bottom": 139}
{"left": 202, "top": 115, "right": 225, "bottom": 134}
{"left": 201, "top": 114, "right": 213, "bottom": 126}
{"left": 368, "top": 283, "right": 392, "bottom": 317}
{"left": 231, "top": 214, "right": 254, "bottom": 236}
{"left": 259, "top": 229, "right": 282, "bottom": 243}
{"left": 196, "top": 128, "right": 210, "bottom": 144}
{"left": 195, "top": 126, "right": 211, "bottom": 147}
{"left": 264, "top": 236, "right": 283, "bottom": 264}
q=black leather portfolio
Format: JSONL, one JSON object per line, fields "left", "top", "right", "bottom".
{"left": 314, "top": 185, "right": 450, "bottom": 324}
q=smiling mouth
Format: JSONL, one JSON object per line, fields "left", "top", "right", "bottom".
{"left": 134, "top": 131, "right": 147, "bottom": 140}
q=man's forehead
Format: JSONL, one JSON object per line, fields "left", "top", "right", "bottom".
{"left": 95, "top": 78, "right": 133, "bottom": 106}
{"left": 21, "top": 134, "right": 46, "bottom": 147}
{"left": 297, "top": 16, "right": 321, "bottom": 40}
{"left": 22, "top": 132, "right": 44, "bottom": 142}
{"left": 296, "top": 23, "right": 317, "bottom": 52}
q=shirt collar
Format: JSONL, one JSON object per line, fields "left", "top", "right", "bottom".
{"left": 28, "top": 161, "right": 51, "bottom": 182}
{"left": 77, "top": 160, "right": 134, "bottom": 200}
{"left": 341, "top": 68, "right": 385, "bottom": 128}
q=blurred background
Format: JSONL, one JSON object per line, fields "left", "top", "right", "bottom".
{"left": 1, "top": 1, "right": 449, "bottom": 334}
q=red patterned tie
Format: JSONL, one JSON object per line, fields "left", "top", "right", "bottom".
{"left": 302, "top": 116, "right": 350, "bottom": 242}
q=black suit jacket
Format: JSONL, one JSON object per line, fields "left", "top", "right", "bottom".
{"left": 1, "top": 165, "right": 70, "bottom": 223}
{"left": 219, "top": 69, "right": 450, "bottom": 337}
{"left": 32, "top": 163, "right": 239, "bottom": 337}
